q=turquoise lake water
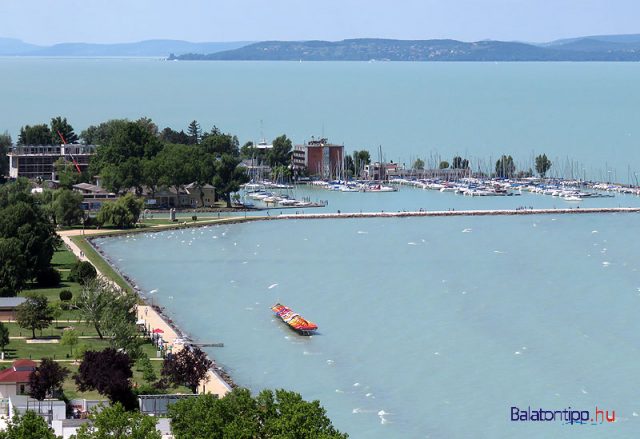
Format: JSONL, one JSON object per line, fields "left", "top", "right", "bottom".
{"left": 95, "top": 211, "right": 640, "bottom": 438}
{"left": 1, "top": 58, "right": 640, "bottom": 180}
{"left": 4, "top": 58, "right": 640, "bottom": 436}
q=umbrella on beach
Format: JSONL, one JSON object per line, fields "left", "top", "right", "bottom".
{"left": 152, "top": 329, "right": 164, "bottom": 334}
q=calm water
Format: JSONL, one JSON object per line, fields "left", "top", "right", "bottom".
{"left": 95, "top": 211, "right": 640, "bottom": 438}
{"left": 1, "top": 58, "right": 640, "bottom": 180}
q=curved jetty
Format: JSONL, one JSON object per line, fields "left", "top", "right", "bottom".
{"left": 274, "top": 207, "right": 640, "bottom": 220}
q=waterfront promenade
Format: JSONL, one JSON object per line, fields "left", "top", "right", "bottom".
{"left": 58, "top": 228, "right": 232, "bottom": 398}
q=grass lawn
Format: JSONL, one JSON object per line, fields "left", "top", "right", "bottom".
{"left": 68, "top": 236, "right": 131, "bottom": 292}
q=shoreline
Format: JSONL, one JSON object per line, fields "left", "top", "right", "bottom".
{"left": 86, "top": 237, "right": 238, "bottom": 392}
{"left": 62, "top": 231, "right": 237, "bottom": 394}
{"left": 68, "top": 206, "right": 640, "bottom": 395}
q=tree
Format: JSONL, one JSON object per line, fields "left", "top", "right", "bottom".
{"left": 439, "top": 160, "right": 450, "bottom": 169}
{"left": 213, "top": 154, "right": 249, "bottom": 208}
{"left": 452, "top": 156, "right": 469, "bottom": 169}
{"left": 52, "top": 189, "right": 84, "bottom": 226}
{"left": 74, "top": 402, "right": 161, "bottom": 439}
{"left": 74, "top": 348, "right": 136, "bottom": 409}
{"left": 0, "top": 180, "right": 59, "bottom": 284}
{"left": 159, "top": 127, "right": 190, "bottom": 145}
{"left": 495, "top": 155, "right": 516, "bottom": 178}
{"left": 89, "top": 120, "right": 162, "bottom": 194}
{"left": 161, "top": 346, "right": 212, "bottom": 393}
{"left": 50, "top": 116, "right": 78, "bottom": 144}
{"left": 142, "top": 157, "right": 162, "bottom": 199}
{"left": 412, "top": 158, "right": 425, "bottom": 170}
{"left": 187, "top": 120, "right": 201, "bottom": 145}
{"left": 200, "top": 130, "right": 239, "bottom": 157}
{"left": 28, "top": 358, "right": 69, "bottom": 400}
{"left": 77, "top": 279, "right": 115, "bottom": 339}
{"left": 344, "top": 155, "right": 355, "bottom": 177}
{"left": 0, "top": 131, "right": 11, "bottom": 178}
{"left": 61, "top": 329, "right": 79, "bottom": 357}
{"left": 96, "top": 194, "right": 143, "bottom": 228}
{"left": 0, "top": 410, "right": 58, "bottom": 439}
{"left": 535, "top": 153, "right": 552, "bottom": 178}
{"left": 353, "top": 150, "right": 371, "bottom": 176}
{"left": 0, "top": 322, "right": 10, "bottom": 356}
{"left": 137, "top": 355, "right": 157, "bottom": 384}
{"left": 267, "top": 135, "right": 292, "bottom": 167}
{"left": 77, "top": 279, "right": 141, "bottom": 357}
{"left": 69, "top": 261, "right": 97, "bottom": 285}
{"left": 168, "top": 388, "right": 348, "bottom": 439}
{"left": 55, "top": 158, "right": 86, "bottom": 189}
{"left": 17, "top": 124, "right": 53, "bottom": 145}
{"left": 0, "top": 238, "right": 27, "bottom": 297}
{"left": 156, "top": 144, "right": 199, "bottom": 200}
{"left": 16, "top": 294, "right": 54, "bottom": 339}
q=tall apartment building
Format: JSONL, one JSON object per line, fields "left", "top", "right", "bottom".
{"left": 292, "top": 137, "right": 344, "bottom": 180}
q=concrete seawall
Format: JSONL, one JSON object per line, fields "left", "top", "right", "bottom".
{"left": 274, "top": 207, "right": 640, "bottom": 220}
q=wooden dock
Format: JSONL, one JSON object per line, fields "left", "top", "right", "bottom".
{"left": 274, "top": 207, "right": 640, "bottom": 220}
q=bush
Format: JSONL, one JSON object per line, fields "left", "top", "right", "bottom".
{"left": 36, "top": 267, "right": 61, "bottom": 287}
{"left": 59, "top": 290, "right": 73, "bottom": 302}
{"left": 69, "top": 261, "right": 97, "bottom": 285}
{"left": 191, "top": 215, "right": 197, "bottom": 221}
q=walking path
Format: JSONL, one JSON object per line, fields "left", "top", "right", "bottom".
{"left": 59, "top": 229, "right": 231, "bottom": 398}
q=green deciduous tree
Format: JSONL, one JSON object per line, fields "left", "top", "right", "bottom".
{"left": 73, "top": 402, "right": 161, "bottom": 439}
{"left": 169, "top": 388, "right": 348, "bottom": 439}
{"left": 0, "top": 410, "right": 58, "bottom": 439}
{"left": 0, "top": 238, "right": 27, "bottom": 297}
{"left": 52, "top": 189, "right": 84, "bottom": 226}
{"left": 89, "top": 120, "right": 162, "bottom": 194}
{"left": 0, "top": 179, "right": 60, "bottom": 285}
{"left": 96, "top": 194, "right": 143, "bottom": 228}
{"left": 495, "top": 155, "right": 516, "bottom": 178}
{"left": 535, "top": 153, "right": 552, "bottom": 178}
{"left": 201, "top": 129, "right": 239, "bottom": 157}
{"left": 28, "top": 358, "right": 69, "bottom": 400}
{"left": 353, "top": 150, "right": 371, "bottom": 176}
{"left": 77, "top": 279, "right": 140, "bottom": 357}
{"left": 0, "top": 322, "right": 10, "bottom": 355}
{"left": 16, "top": 294, "right": 54, "bottom": 339}
{"left": 412, "top": 158, "right": 425, "bottom": 170}
{"left": 267, "top": 135, "right": 292, "bottom": 167}
{"left": 452, "top": 156, "right": 469, "bottom": 169}
{"left": 61, "top": 329, "right": 79, "bottom": 357}
{"left": 439, "top": 160, "right": 450, "bottom": 169}
{"left": 69, "top": 261, "right": 97, "bottom": 286}
{"left": 213, "top": 154, "right": 249, "bottom": 208}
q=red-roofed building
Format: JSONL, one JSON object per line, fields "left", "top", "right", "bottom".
{"left": 0, "top": 360, "right": 35, "bottom": 398}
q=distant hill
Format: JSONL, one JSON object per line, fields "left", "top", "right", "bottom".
{"left": 0, "top": 39, "right": 252, "bottom": 57}
{"left": 0, "top": 37, "right": 43, "bottom": 55}
{"left": 171, "top": 36, "right": 640, "bottom": 62}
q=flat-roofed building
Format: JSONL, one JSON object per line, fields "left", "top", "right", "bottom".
{"left": 293, "top": 137, "right": 344, "bottom": 180}
{"left": 7, "top": 144, "right": 96, "bottom": 180}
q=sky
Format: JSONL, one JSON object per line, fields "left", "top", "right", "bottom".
{"left": 1, "top": 0, "right": 638, "bottom": 45}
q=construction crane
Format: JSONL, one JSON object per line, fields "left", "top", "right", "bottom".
{"left": 56, "top": 129, "right": 82, "bottom": 174}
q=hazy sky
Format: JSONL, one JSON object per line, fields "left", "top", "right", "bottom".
{"left": 2, "top": 0, "right": 638, "bottom": 45}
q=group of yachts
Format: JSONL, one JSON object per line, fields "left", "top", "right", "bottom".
{"left": 389, "top": 177, "right": 621, "bottom": 201}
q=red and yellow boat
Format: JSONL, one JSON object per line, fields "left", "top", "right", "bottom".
{"left": 271, "top": 303, "right": 318, "bottom": 335}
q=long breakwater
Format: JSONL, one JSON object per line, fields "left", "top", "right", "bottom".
{"left": 275, "top": 207, "right": 640, "bottom": 220}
